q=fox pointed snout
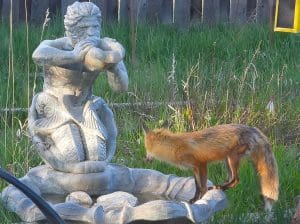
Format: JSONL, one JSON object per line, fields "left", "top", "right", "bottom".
{"left": 145, "top": 153, "right": 154, "bottom": 162}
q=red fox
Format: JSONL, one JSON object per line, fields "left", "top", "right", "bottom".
{"left": 142, "top": 123, "right": 279, "bottom": 212}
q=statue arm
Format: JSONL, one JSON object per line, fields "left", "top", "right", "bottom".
{"left": 107, "top": 61, "right": 128, "bottom": 92}
{"left": 32, "top": 37, "right": 92, "bottom": 67}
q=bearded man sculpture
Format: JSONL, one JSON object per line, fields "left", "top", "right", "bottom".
{"left": 1, "top": 2, "right": 227, "bottom": 223}
{"left": 29, "top": 1, "right": 128, "bottom": 173}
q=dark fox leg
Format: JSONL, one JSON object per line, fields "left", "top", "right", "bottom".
{"left": 208, "top": 158, "right": 233, "bottom": 191}
{"left": 190, "top": 163, "right": 207, "bottom": 203}
{"left": 217, "top": 155, "right": 241, "bottom": 190}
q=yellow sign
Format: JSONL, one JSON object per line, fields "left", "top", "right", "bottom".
{"left": 274, "top": 0, "right": 300, "bottom": 33}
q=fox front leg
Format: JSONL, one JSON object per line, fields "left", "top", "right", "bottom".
{"left": 190, "top": 163, "right": 208, "bottom": 203}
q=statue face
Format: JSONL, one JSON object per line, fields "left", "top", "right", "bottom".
{"left": 65, "top": 20, "right": 101, "bottom": 46}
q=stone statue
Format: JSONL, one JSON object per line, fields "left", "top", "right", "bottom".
{"left": 1, "top": 2, "right": 227, "bottom": 223}
{"left": 29, "top": 1, "right": 128, "bottom": 173}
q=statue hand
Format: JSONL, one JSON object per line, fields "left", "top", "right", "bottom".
{"left": 100, "top": 38, "right": 125, "bottom": 59}
{"left": 73, "top": 39, "right": 95, "bottom": 61}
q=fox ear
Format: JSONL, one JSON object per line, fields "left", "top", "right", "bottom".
{"left": 141, "top": 121, "right": 150, "bottom": 134}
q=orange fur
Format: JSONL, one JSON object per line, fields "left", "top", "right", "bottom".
{"left": 143, "top": 124, "right": 279, "bottom": 211}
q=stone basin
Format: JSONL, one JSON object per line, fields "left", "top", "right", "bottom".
{"left": 1, "top": 164, "right": 227, "bottom": 223}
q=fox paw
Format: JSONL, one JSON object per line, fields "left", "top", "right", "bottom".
{"left": 208, "top": 186, "right": 222, "bottom": 190}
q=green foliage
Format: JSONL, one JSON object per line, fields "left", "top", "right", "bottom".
{"left": 0, "top": 19, "right": 299, "bottom": 223}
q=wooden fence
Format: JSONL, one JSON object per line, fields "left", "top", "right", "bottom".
{"left": 0, "top": 0, "right": 275, "bottom": 28}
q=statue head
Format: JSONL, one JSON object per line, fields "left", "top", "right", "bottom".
{"left": 64, "top": 1, "right": 101, "bottom": 45}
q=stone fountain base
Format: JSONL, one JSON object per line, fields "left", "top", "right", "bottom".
{"left": 1, "top": 164, "right": 227, "bottom": 223}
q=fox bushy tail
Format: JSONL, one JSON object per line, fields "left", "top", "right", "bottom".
{"left": 250, "top": 131, "right": 279, "bottom": 211}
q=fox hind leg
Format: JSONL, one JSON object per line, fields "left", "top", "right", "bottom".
{"left": 190, "top": 163, "right": 208, "bottom": 203}
{"left": 217, "top": 154, "right": 241, "bottom": 190}
{"left": 207, "top": 157, "right": 234, "bottom": 191}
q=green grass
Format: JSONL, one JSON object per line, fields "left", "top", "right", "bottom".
{"left": 0, "top": 18, "right": 299, "bottom": 223}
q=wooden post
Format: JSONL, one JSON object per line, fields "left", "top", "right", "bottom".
{"left": 2, "top": 0, "right": 20, "bottom": 23}
{"left": 31, "top": 0, "right": 49, "bottom": 24}
{"left": 174, "top": 0, "right": 191, "bottom": 29}
{"left": 159, "top": 0, "right": 173, "bottom": 24}
{"left": 202, "top": 0, "right": 220, "bottom": 23}
{"left": 229, "top": 0, "right": 247, "bottom": 23}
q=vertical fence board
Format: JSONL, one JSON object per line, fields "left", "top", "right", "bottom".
{"left": 0, "top": 0, "right": 2, "bottom": 19}
{"left": 106, "top": 0, "right": 117, "bottom": 22}
{"left": 202, "top": 0, "right": 220, "bottom": 23}
{"left": 61, "top": 0, "right": 76, "bottom": 16}
{"left": 219, "top": 0, "right": 230, "bottom": 22}
{"left": 268, "top": 0, "right": 276, "bottom": 26}
{"left": 129, "top": 0, "right": 138, "bottom": 65}
{"left": 174, "top": 0, "right": 191, "bottom": 29}
{"left": 49, "top": 0, "right": 60, "bottom": 17}
{"left": 256, "top": 0, "right": 269, "bottom": 22}
{"left": 137, "top": 0, "right": 147, "bottom": 23}
{"left": 31, "top": 0, "right": 49, "bottom": 23}
{"left": 19, "top": 0, "right": 31, "bottom": 22}
{"left": 0, "top": 0, "right": 277, "bottom": 26}
{"left": 191, "top": 0, "right": 201, "bottom": 21}
{"left": 247, "top": 0, "right": 256, "bottom": 21}
{"left": 119, "top": 0, "right": 129, "bottom": 23}
{"left": 229, "top": 0, "right": 247, "bottom": 23}
{"left": 146, "top": 0, "right": 163, "bottom": 24}
{"left": 2, "top": 0, "right": 20, "bottom": 23}
{"left": 159, "top": 0, "right": 173, "bottom": 24}
{"left": 129, "top": 0, "right": 138, "bottom": 23}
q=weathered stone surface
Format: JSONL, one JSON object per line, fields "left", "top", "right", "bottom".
{"left": 89, "top": 0, "right": 107, "bottom": 21}
{"left": 96, "top": 191, "right": 138, "bottom": 211}
{"left": 66, "top": 191, "right": 94, "bottom": 208}
{"left": 2, "top": 165, "right": 227, "bottom": 223}
{"left": 61, "top": 0, "right": 77, "bottom": 16}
